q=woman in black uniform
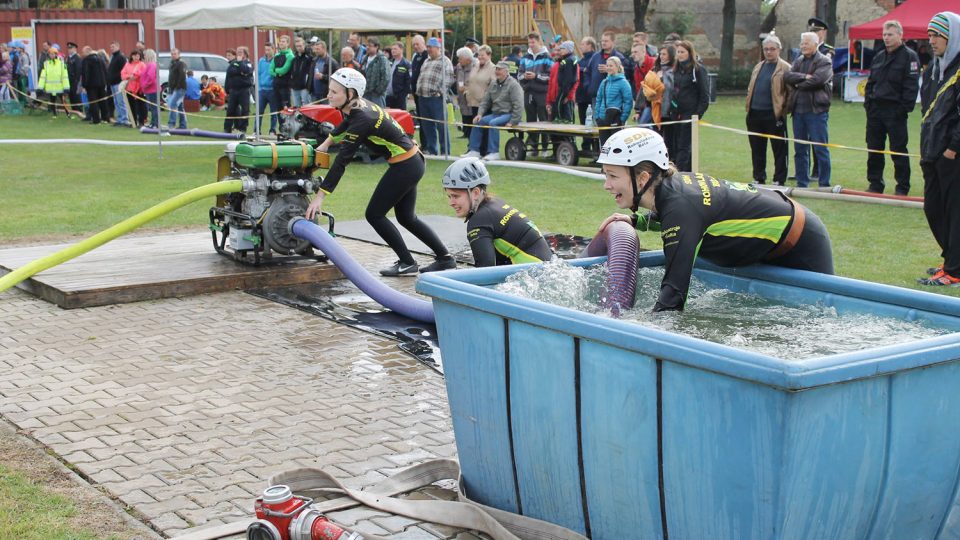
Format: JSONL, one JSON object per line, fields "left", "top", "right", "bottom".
{"left": 596, "top": 127, "right": 834, "bottom": 312}
{"left": 442, "top": 157, "right": 552, "bottom": 267}
{"left": 305, "top": 67, "right": 456, "bottom": 276}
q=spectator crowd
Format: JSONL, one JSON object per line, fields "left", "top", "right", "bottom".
{"left": 2, "top": 12, "right": 959, "bottom": 288}
{"left": 0, "top": 21, "right": 935, "bottom": 180}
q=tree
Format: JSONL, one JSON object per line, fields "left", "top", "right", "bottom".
{"left": 825, "top": 0, "right": 838, "bottom": 47}
{"left": 633, "top": 0, "right": 652, "bottom": 32}
{"left": 720, "top": 0, "right": 736, "bottom": 80}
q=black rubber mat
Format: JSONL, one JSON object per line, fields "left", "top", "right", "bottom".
{"left": 247, "top": 281, "right": 443, "bottom": 373}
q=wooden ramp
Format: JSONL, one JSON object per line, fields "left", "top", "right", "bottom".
{"left": 0, "top": 232, "right": 342, "bottom": 309}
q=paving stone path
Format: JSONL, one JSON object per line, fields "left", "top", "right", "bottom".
{"left": 0, "top": 238, "right": 473, "bottom": 538}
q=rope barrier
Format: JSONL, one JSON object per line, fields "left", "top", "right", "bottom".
{"left": 408, "top": 112, "right": 695, "bottom": 131}
{"left": 124, "top": 90, "right": 325, "bottom": 120}
{"left": 7, "top": 83, "right": 118, "bottom": 107}
{"left": 697, "top": 120, "right": 919, "bottom": 158}
{"left": 0, "top": 92, "right": 926, "bottom": 159}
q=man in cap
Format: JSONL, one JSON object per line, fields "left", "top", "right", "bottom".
{"left": 461, "top": 61, "right": 524, "bottom": 161}
{"left": 415, "top": 36, "right": 455, "bottom": 155}
{"left": 65, "top": 42, "right": 83, "bottom": 116}
{"left": 917, "top": 12, "right": 960, "bottom": 286}
{"left": 465, "top": 37, "right": 480, "bottom": 57}
{"left": 808, "top": 17, "right": 834, "bottom": 58}
{"left": 863, "top": 20, "right": 920, "bottom": 195}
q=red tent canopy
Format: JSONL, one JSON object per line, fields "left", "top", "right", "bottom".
{"left": 848, "top": 0, "right": 943, "bottom": 41}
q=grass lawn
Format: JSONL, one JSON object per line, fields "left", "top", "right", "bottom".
{"left": 0, "top": 464, "right": 108, "bottom": 540}
{"left": 0, "top": 96, "right": 952, "bottom": 295}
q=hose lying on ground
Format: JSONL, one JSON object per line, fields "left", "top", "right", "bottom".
{"left": 140, "top": 127, "right": 243, "bottom": 140}
{"left": 0, "top": 180, "right": 244, "bottom": 294}
{"left": 584, "top": 220, "right": 639, "bottom": 316}
{"left": 290, "top": 217, "right": 436, "bottom": 323}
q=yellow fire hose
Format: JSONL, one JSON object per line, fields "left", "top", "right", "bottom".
{"left": 0, "top": 180, "right": 244, "bottom": 294}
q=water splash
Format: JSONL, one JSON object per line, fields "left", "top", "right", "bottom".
{"left": 496, "top": 262, "right": 952, "bottom": 359}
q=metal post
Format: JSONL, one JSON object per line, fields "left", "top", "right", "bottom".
{"left": 254, "top": 26, "right": 260, "bottom": 140}
{"left": 328, "top": 28, "right": 333, "bottom": 99}
{"left": 691, "top": 114, "right": 699, "bottom": 172}
{"left": 440, "top": 20, "right": 448, "bottom": 158}
{"left": 154, "top": 7, "right": 162, "bottom": 158}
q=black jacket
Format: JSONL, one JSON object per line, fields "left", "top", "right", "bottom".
{"left": 168, "top": 58, "right": 187, "bottom": 91}
{"left": 224, "top": 59, "right": 253, "bottom": 93}
{"left": 80, "top": 54, "right": 107, "bottom": 89}
{"left": 865, "top": 44, "right": 920, "bottom": 113}
{"left": 290, "top": 51, "right": 313, "bottom": 91}
{"left": 388, "top": 57, "right": 411, "bottom": 100}
{"left": 66, "top": 53, "right": 82, "bottom": 91}
{"left": 410, "top": 50, "right": 428, "bottom": 96}
{"left": 672, "top": 61, "right": 710, "bottom": 119}
{"left": 920, "top": 55, "right": 960, "bottom": 163}
{"left": 107, "top": 51, "right": 126, "bottom": 86}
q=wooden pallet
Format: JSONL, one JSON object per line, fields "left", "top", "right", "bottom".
{"left": 0, "top": 231, "right": 341, "bottom": 309}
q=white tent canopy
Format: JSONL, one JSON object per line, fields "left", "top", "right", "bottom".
{"left": 155, "top": 0, "right": 443, "bottom": 31}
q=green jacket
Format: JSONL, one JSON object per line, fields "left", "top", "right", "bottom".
{"left": 270, "top": 48, "right": 295, "bottom": 83}
{"left": 39, "top": 57, "right": 69, "bottom": 95}
{"left": 364, "top": 52, "right": 389, "bottom": 96}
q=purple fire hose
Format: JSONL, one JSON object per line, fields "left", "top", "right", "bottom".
{"left": 585, "top": 220, "right": 639, "bottom": 315}
{"left": 140, "top": 127, "right": 243, "bottom": 140}
{"left": 290, "top": 217, "right": 435, "bottom": 323}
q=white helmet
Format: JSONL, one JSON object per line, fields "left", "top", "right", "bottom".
{"left": 597, "top": 127, "right": 670, "bottom": 170}
{"left": 442, "top": 157, "right": 491, "bottom": 190}
{"left": 330, "top": 67, "right": 366, "bottom": 97}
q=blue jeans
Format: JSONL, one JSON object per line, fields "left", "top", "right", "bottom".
{"left": 419, "top": 95, "right": 448, "bottom": 155}
{"left": 469, "top": 113, "right": 512, "bottom": 155}
{"left": 259, "top": 88, "right": 279, "bottom": 133}
{"left": 166, "top": 88, "right": 187, "bottom": 129}
{"left": 112, "top": 84, "right": 128, "bottom": 124}
{"left": 145, "top": 92, "right": 159, "bottom": 127}
{"left": 365, "top": 93, "right": 386, "bottom": 108}
{"left": 638, "top": 107, "right": 653, "bottom": 126}
{"left": 792, "top": 111, "right": 831, "bottom": 187}
{"left": 290, "top": 88, "right": 312, "bottom": 107}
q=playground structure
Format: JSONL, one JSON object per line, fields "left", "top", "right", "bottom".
{"left": 438, "top": 0, "right": 578, "bottom": 53}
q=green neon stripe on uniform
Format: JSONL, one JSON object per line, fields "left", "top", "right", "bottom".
{"left": 705, "top": 216, "right": 790, "bottom": 243}
{"left": 493, "top": 238, "right": 542, "bottom": 264}
{"left": 331, "top": 132, "right": 348, "bottom": 143}
{"left": 367, "top": 135, "right": 406, "bottom": 158}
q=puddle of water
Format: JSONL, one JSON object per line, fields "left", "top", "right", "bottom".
{"left": 247, "top": 281, "right": 442, "bottom": 373}
{"left": 496, "top": 260, "right": 954, "bottom": 359}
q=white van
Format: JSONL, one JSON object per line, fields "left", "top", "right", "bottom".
{"left": 157, "top": 52, "right": 229, "bottom": 100}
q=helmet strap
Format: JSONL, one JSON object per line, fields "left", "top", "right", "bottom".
{"left": 631, "top": 167, "right": 657, "bottom": 212}
{"left": 465, "top": 187, "right": 485, "bottom": 220}
{"left": 629, "top": 167, "right": 641, "bottom": 212}
{"left": 338, "top": 89, "right": 359, "bottom": 114}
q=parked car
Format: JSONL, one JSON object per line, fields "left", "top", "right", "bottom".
{"left": 158, "top": 51, "right": 229, "bottom": 101}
